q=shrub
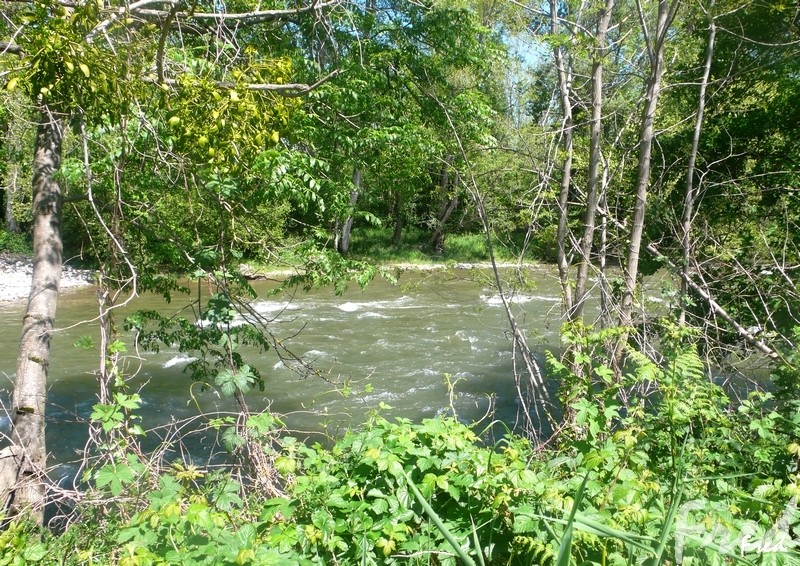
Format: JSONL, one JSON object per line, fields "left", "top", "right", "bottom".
{"left": 0, "top": 229, "right": 31, "bottom": 255}
{"left": 3, "top": 347, "right": 799, "bottom": 565}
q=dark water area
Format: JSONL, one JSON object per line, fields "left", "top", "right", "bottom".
{"left": 0, "top": 267, "right": 568, "bottom": 481}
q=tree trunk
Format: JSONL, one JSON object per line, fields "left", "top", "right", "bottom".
{"left": 430, "top": 156, "right": 458, "bottom": 254}
{"left": 551, "top": 0, "right": 576, "bottom": 318}
{"left": 430, "top": 195, "right": 458, "bottom": 254}
{"left": 616, "top": 0, "right": 678, "bottom": 360}
{"left": 572, "top": 0, "right": 615, "bottom": 322}
{"left": 1, "top": 115, "right": 21, "bottom": 233}
{"left": 3, "top": 109, "right": 64, "bottom": 523}
{"left": 4, "top": 165, "right": 20, "bottom": 233}
{"left": 338, "top": 168, "right": 361, "bottom": 255}
{"left": 598, "top": 167, "right": 612, "bottom": 329}
{"left": 679, "top": 3, "right": 715, "bottom": 325}
{"left": 392, "top": 191, "right": 403, "bottom": 245}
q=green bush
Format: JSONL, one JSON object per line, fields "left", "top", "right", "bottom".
{"left": 3, "top": 346, "right": 799, "bottom": 565}
{"left": 0, "top": 229, "right": 31, "bottom": 255}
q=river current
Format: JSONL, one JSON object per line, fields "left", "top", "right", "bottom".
{"left": 0, "top": 267, "right": 565, "bottom": 476}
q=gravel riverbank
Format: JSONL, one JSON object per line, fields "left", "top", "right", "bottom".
{"left": 0, "top": 254, "right": 94, "bottom": 303}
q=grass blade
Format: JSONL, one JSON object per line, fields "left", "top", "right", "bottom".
{"left": 555, "top": 473, "right": 590, "bottom": 566}
{"left": 405, "top": 473, "right": 477, "bottom": 566}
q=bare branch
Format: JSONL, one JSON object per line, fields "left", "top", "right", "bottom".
{"left": 1, "top": 0, "right": 79, "bottom": 5}
{"left": 87, "top": 0, "right": 340, "bottom": 41}
{"left": 87, "top": 0, "right": 179, "bottom": 42}
{"left": 0, "top": 42, "right": 24, "bottom": 57}
{"left": 156, "top": 4, "right": 179, "bottom": 84}
{"left": 134, "top": 0, "right": 341, "bottom": 26}
{"left": 717, "top": 25, "right": 800, "bottom": 47}
{"left": 599, "top": 199, "right": 783, "bottom": 361}
{"left": 146, "top": 69, "right": 341, "bottom": 97}
{"left": 239, "top": 69, "right": 341, "bottom": 96}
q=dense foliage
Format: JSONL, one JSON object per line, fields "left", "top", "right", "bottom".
{"left": 1, "top": 347, "right": 798, "bottom": 564}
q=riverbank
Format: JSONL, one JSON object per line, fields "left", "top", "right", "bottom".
{"left": 0, "top": 253, "right": 539, "bottom": 303}
{"left": 237, "top": 259, "right": 535, "bottom": 280}
{"left": 0, "top": 254, "right": 94, "bottom": 303}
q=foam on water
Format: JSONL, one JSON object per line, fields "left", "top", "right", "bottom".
{"left": 338, "top": 302, "right": 360, "bottom": 312}
{"left": 336, "top": 296, "right": 415, "bottom": 313}
{"left": 251, "top": 300, "right": 301, "bottom": 315}
{"left": 196, "top": 317, "right": 249, "bottom": 329}
{"left": 304, "top": 349, "right": 329, "bottom": 359}
{"left": 358, "top": 312, "right": 390, "bottom": 319}
{"left": 480, "top": 293, "right": 559, "bottom": 306}
{"left": 361, "top": 390, "right": 401, "bottom": 403}
{"left": 406, "top": 382, "right": 438, "bottom": 393}
{"left": 163, "top": 355, "right": 198, "bottom": 369}
{"left": 455, "top": 330, "right": 480, "bottom": 348}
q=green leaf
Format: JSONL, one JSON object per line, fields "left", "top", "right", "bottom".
{"left": 213, "top": 479, "right": 243, "bottom": 510}
{"left": 73, "top": 335, "right": 94, "bottom": 349}
{"left": 22, "top": 543, "right": 47, "bottom": 562}
{"left": 108, "top": 339, "right": 127, "bottom": 354}
{"left": 95, "top": 463, "right": 135, "bottom": 496}
{"left": 90, "top": 403, "right": 124, "bottom": 430}
{"left": 215, "top": 366, "right": 252, "bottom": 397}
{"left": 114, "top": 392, "right": 141, "bottom": 410}
{"left": 222, "top": 427, "right": 246, "bottom": 452}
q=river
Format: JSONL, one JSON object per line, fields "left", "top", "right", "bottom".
{"left": 0, "top": 266, "right": 565, "bottom": 477}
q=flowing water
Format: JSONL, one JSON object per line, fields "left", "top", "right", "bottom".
{"left": 0, "top": 266, "right": 566, "bottom": 477}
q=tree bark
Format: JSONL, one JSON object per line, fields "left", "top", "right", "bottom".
{"left": 616, "top": 0, "right": 679, "bottom": 360}
{"left": 338, "top": 167, "right": 361, "bottom": 255}
{"left": 392, "top": 191, "right": 403, "bottom": 245}
{"left": 551, "top": 0, "right": 576, "bottom": 318}
{"left": 572, "top": 0, "right": 615, "bottom": 322}
{"left": 430, "top": 195, "right": 458, "bottom": 254}
{"left": 598, "top": 168, "right": 613, "bottom": 329}
{"left": 679, "top": 3, "right": 715, "bottom": 324}
{"left": 430, "top": 156, "right": 458, "bottom": 254}
{"left": 3, "top": 108, "right": 64, "bottom": 523}
{"left": 1, "top": 116, "right": 19, "bottom": 233}
{"left": 1, "top": 96, "right": 27, "bottom": 235}
{"left": 3, "top": 166, "right": 21, "bottom": 234}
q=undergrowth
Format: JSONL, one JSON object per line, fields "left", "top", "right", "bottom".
{"left": 1, "top": 341, "right": 799, "bottom": 565}
{"left": 0, "top": 229, "right": 31, "bottom": 255}
{"left": 337, "top": 226, "right": 532, "bottom": 265}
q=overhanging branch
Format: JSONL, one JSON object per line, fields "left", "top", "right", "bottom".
{"left": 147, "top": 69, "right": 341, "bottom": 97}
{"left": 138, "top": 0, "right": 341, "bottom": 25}
{"left": 87, "top": 0, "right": 340, "bottom": 41}
{"left": 645, "top": 240, "right": 781, "bottom": 361}
{"left": 236, "top": 69, "right": 341, "bottom": 96}
{"left": 87, "top": 0, "right": 180, "bottom": 42}
{"left": 0, "top": 42, "right": 24, "bottom": 57}
{"left": 2, "top": 0, "right": 78, "bottom": 4}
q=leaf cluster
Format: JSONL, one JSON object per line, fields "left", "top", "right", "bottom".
{"left": 7, "top": 346, "right": 798, "bottom": 565}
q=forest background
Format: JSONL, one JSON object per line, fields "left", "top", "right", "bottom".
{"left": 1, "top": 0, "right": 800, "bottom": 563}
